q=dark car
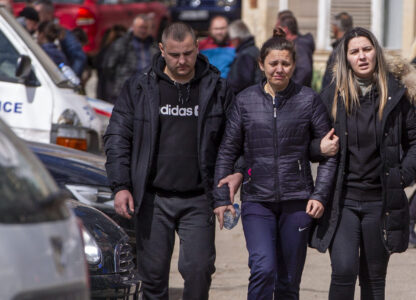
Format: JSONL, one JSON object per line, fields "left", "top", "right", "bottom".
{"left": 27, "top": 141, "right": 139, "bottom": 298}
{"left": 169, "top": 0, "right": 241, "bottom": 33}
{"left": 69, "top": 200, "right": 140, "bottom": 299}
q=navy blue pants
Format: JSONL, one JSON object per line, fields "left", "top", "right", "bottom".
{"left": 241, "top": 200, "right": 312, "bottom": 300}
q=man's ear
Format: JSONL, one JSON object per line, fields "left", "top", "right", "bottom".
{"left": 159, "top": 42, "right": 165, "bottom": 57}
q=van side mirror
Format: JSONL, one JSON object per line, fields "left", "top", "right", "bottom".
{"left": 15, "top": 55, "right": 32, "bottom": 79}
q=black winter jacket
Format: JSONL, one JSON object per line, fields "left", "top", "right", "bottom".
{"left": 213, "top": 80, "right": 337, "bottom": 208}
{"left": 102, "top": 32, "right": 159, "bottom": 103}
{"left": 104, "top": 54, "right": 234, "bottom": 213}
{"left": 227, "top": 36, "right": 263, "bottom": 95}
{"left": 292, "top": 33, "right": 315, "bottom": 87}
{"left": 310, "top": 73, "right": 416, "bottom": 254}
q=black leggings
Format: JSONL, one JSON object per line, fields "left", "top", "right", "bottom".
{"left": 329, "top": 199, "right": 390, "bottom": 300}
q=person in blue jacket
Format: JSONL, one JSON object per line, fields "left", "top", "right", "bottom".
{"left": 37, "top": 21, "right": 68, "bottom": 66}
{"left": 199, "top": 16, "right": 235, "bottom": 78}
{"left": 34, "top": 0, "right": 87, "bottom": 77}
{"left": 213, "top": 28, "right": 337, "bottom": 300}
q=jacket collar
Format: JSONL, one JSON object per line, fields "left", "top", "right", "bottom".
{"left": 236, "top": 36, "right": 255, "bottom": 53}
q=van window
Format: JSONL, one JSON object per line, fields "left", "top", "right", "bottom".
{"left": 0, "top": 30, "right": 39, "bottom": 86}
{"left": 0, "top": 30, "right": 21, "bottom": 82}
{"left": 1, "top": 11, "right": 72, "bottom": 88}
{"left": 0, "top": 120, "right": 70, "bottom": 223}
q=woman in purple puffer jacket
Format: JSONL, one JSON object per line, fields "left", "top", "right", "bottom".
{"left": 213, "top": 28, "right": 338, "bottom": 300}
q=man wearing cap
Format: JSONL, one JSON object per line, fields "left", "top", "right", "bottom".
{"left": 17, "top": 6, "right": 39, "bottom": 35}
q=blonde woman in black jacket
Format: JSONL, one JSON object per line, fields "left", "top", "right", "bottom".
{"left": 310, "top": 27, "right": 416, "bottom": 300}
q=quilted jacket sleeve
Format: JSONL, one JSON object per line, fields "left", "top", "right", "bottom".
{"left": 213, "top": 98, "right": 244, "bottom": 208}
{"left": 103, "top": 78, "right": 136, "bottom": 194}
{"left": 309, "top": 85, "right": 335, "bottom": 162}
{"left": 309, "top": 95, "right": 338, "bottom": 205}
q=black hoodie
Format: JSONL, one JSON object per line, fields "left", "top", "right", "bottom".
{"left": 344, "top": 86, "right": 382, "bottom": 201}
{"left": 148, "top": 54, "right": 209, "bottom": 195}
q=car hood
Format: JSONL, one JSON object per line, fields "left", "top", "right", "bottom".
{"left": 27, "top": 141, "right": 108, "bottom": 187}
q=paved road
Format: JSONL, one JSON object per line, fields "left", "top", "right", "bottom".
{"left": 168, "top": 176, "right": 416, "bottom": 300}
{"left": 168, "top": 209, "right": 416, "bottom": 300}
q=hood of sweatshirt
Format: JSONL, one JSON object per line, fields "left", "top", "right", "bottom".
{"left": 152, "top": 52, "right": 211, "bottom": 83}
{"left": 151, "top": 52, "right": 214, "bottom": 103}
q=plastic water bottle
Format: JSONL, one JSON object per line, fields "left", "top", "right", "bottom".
{"left": 59, "top": 63, "right": 80, "bottom": 86}
{"left": 223, "top": 203, "right": 241, "bottom": 230}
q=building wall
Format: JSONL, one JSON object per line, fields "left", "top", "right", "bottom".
{"left": 241, "top": 0, "right": 416, "bottom": 89}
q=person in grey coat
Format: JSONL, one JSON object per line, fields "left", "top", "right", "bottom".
{"left": 102, "top": 15, "right": 159, "bottom": 103}
{"left": 226, "top": 20, "right": 263, "bottom": 95}
{"left": 321, "top": 12, "right": 353, "bottom": 89}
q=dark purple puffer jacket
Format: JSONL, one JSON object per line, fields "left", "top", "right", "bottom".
{"left": 213, "top": 80, "right": 338, "bottom": 208}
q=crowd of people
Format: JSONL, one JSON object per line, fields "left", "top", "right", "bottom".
{"left": 11, "top": 3, "right": 416, "bottom": 299}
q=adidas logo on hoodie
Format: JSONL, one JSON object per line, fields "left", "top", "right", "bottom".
{"left": 160, "top": 104, "right": 199, "bottom": 117}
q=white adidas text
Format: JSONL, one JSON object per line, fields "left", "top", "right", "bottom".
{"left": 160, "top": 104, "right": 199, "bottom": 117}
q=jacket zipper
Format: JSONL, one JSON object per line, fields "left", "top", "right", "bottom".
{"left": 273, "top": 97, "right": 278, "bottom": 202}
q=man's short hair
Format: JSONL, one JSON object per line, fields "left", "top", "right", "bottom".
{"left": 277, "top": 10, "right": 294, "bottom": 21}
{"left": 279, "top": 15, "right": 298, "bottom": 35}
{"left": 333, "top": 12, "right": 353, "bottom": 33}
{"left": 209, "top": 15, "right": 229, "bottom": 27}
{"left": 34, "top": 0, "right": 53, "bottom": 12}
{"left": 133, "top": 14, "right": 148, "bottom": 23}
{"left": 228, "top": 20, "right": 251, "bottom": 40}
{"left": 161, "top": 22, "right": 196, "bottom": 45}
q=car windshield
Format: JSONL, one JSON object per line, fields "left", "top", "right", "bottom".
{"left": 0, "top": 7, "right": 73, "bottom": 88}
{"left": 0, "top": 119, "right": 69, "bottom": 223}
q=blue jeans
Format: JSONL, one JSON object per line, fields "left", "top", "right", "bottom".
{"left": 241, "top": 200, "right": 312, "bottom": 300}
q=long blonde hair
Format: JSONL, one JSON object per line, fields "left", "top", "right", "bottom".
{"left": 332, "top": 27, "right": 388, "bottom": 120}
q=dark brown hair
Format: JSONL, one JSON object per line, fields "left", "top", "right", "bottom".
{"left": 259, "top": 27, "right": 296, "bottom": 64}
{"left": 161, "top": 22, "right": 196, "bottom": 45}
{"left": 38, "top": 21, "right": 65, "bottom": 43}
{"left": 279, "top": 15, "right": 299, "bottom": 35}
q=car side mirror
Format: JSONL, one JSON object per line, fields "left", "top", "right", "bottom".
{"left": 15, "top": 55, "right": 32, "bottom": 79}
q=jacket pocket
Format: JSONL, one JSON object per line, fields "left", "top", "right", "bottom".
{"left": 298, "top": 159, "right": 307, "bottom": 187}
{"left": 386, "top": 166, "right": 404, "bottom": 189}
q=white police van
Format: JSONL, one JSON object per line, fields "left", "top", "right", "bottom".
{"left": 0, "top": 5, "right": 107, "bottom": 152}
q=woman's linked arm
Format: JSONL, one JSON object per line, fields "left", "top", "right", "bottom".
{"left": 309, "top": 95, "right": 338, "bottom": 207}
{"left": 213, "top": 98, "right": 244, "bottom": 208}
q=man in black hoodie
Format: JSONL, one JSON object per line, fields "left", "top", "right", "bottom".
{"left": 104, "top": 22, "right": 239, "bottom": 300}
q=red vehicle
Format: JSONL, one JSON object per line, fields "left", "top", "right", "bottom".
{"left": 12, "top": 0, "right": 170, "bottom": 55}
